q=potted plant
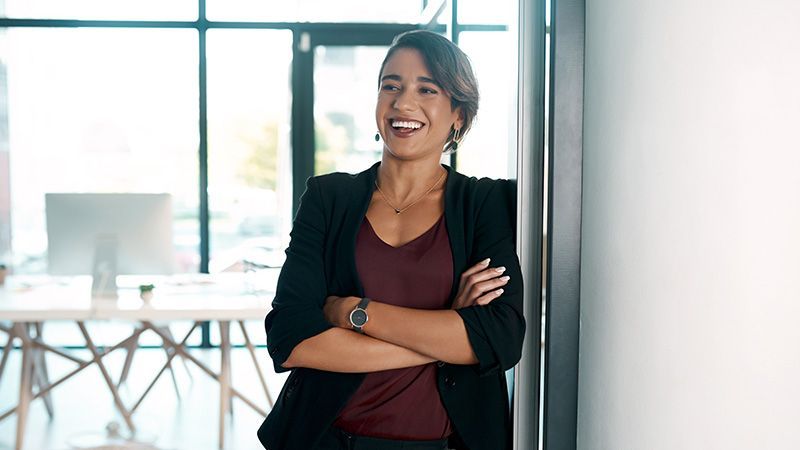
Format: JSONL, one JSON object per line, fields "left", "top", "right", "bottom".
{"left": 138, "top": 284, "right": 155, "bottom": 303}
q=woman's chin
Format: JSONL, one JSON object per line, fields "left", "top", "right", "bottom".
{"left": 383, "top": 144, "right": 443, "bottom": 162}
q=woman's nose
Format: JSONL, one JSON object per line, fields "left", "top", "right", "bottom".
{"left": 392, "top": 90, "right": 416, "bottom": 111}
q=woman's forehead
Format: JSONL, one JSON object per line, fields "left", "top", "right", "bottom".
{"left": 381, "top": 48, "right": 433, "bottom": 79}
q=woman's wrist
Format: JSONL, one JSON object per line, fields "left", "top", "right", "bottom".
{"left": 324, "top": 295, "right": 362, "bottom": 328}
{"left": 341, "top": 296, "right": 362, "bottom": 328}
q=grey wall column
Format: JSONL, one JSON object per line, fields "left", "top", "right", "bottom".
{"left": 543, "top": 0, "right": 584, "bottom": 449}
{"left": 512, "top": 0, "right": 547, "bottom": 448}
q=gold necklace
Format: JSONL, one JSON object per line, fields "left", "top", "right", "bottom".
{"left": 374, "top": 169, "right": 446, "bottom": 215}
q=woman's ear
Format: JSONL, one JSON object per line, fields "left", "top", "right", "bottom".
{"left": 454, "top": 107, "right": 465, "bottom": 131}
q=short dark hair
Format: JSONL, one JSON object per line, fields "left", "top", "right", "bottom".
{"left": 379, "top": 30, "right": 480, "bottom": 153}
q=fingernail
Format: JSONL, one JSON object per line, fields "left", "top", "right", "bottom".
{"left": 496, "top": 289, "right": 504, "bottom": 295}
{"left": 481, "top": 258, "right": 491, "bottom": 265}
{"left": 500, "top": 276, "right": 510, "bottom": 281}
{"left": 495, "top": 266, "right": 506, "bottom": 273}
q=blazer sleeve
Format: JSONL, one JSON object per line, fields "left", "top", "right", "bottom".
{"left": 455, "top": 180, "right": 526, "bottom": 376}
{"left": 264, "top": 176, "right": 334, "bottom": 373}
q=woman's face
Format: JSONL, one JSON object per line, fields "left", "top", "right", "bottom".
{"left": 376, "top": 48, "right": 462, "bottom": 162}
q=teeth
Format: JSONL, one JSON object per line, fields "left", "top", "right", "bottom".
{"left": 391, "top": 120, "right": 423, "bottom": 129}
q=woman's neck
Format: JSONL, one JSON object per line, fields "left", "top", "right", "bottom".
{"left": 377, "top": 155, "right": 446, "bottom": 203}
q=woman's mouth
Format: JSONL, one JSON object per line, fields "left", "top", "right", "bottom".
{"left": 388, "top": 119, "right": 425, "bottom": 138}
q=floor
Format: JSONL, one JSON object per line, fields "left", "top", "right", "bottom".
{"left": 0, "top": 336, "right": 288, "bottom": 450}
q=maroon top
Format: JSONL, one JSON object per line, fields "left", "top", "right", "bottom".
{"left": 334, "top": 214, "right": 454, "bottom": 440}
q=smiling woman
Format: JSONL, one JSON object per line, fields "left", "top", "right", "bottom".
{"left": 377, "top": 32, "right": 479, "bottom": 156}
{"left": 376, "top": 48, "right": 462, "bottom": 161}
{"left": 258, "top": 30, "right": 525, "bottom": 450}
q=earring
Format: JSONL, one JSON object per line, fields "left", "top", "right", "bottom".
{"left": 451, "top": 128, "right": 461, "bottom": 150}
{"left": 375, "top": 132, "right": 380, "bottom": 142}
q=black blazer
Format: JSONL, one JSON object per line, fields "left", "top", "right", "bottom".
{"left": 258, "top": 162, "right": 525, "bottom": 450}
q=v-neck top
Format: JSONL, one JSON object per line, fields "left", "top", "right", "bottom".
{"left": 333, "top": 213, "right": 454, "bottom": 440}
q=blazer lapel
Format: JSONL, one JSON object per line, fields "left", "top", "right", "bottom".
{"left": 443, "top": 163, "right": 466, "bottom": 305}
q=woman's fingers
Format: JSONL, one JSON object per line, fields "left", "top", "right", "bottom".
{"left": 461, "top": 265, "right": 506, "bottom": 290}
{"left": 475, "top": 288, "right": 504, "bottom": 306}
{"left": 462, "top": 269, "right": 508, "bottom": 299}
{"left": 463, "top": 258, "right": 491, "bottom": 277}
{"left": 453, "top": 259, "right": 512, "bottom": 309}
{"left": 458, "top": 258, "right": 491, "bottom": 290}
{"left": 454, "top": 274, "right": 510, "bottom": 309}
{"left": 471, "top": 275, "right": 510, "bottom": 296}
{"left": 464, "top": 276, "right": 509, "bottom": 306}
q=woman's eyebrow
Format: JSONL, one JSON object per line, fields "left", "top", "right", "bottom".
{"left": 417, "top": 76, "right": 440, "bottom": 86}
{"left": 380, "top": 74, "right": 441, "bottom": 87}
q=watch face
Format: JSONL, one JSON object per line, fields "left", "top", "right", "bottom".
{"left": 350, "top": 309, "right": 368, "bottom": 327}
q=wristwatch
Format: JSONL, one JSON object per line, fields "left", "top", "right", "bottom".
{"left": 349, "top": 297, "right": 371, "bottom": 333}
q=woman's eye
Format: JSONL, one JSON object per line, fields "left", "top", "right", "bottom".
{"left": 420, "top": 87, "right": 438, "bottom": 94}
{"left": 381, "top": 85, "right": 399, "bottom": 92}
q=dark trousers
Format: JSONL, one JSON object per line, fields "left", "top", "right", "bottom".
{"left": 316, "top": 427, "right": 450, "bottom": 450}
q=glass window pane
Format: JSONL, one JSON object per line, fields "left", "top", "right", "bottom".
{"left": 1, "top": 0, "right": 197, "bottom": 20}
{"left": 314, "top": 45, "right": 388, "bottom": 175}
{"left": 206, "top": 30, "right": 293, "bottom": 273}
{"left": 458, "top": 0, "right": 516, "bottom": 25}
{"left": 1, "top": 28, "right": 200, "bottom": 274}
{"left": 207, "top": 0, "right": 424, "bottom": 23}
{"left": 457, "top": 32, "right": 518, "bottom": 179}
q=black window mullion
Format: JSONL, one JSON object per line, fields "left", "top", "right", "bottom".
{"left": 449, "top": 0, "right": 460, "bottom": 170}
{"left": 198, "top": 0, "right": 212, "bottom": 348}
{"left": 291, "top": 30, "right": 316, "bottom": 216}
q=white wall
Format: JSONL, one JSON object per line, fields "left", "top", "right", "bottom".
{"left": 578, "top": 1, "right": 800, "bottom": 449}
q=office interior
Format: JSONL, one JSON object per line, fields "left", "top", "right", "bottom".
{"left": 2, "top": 0, "right": 800, "bottom": 449}
{"left": 0, "top": 1, "right": 529, "bottom": 449}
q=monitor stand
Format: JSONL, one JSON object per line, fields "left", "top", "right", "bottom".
{"left": 91, "top": 235, "right": 119, "bottom": 299}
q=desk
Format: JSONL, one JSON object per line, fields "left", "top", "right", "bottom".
{"left": 0, "top": 273, "right": 276, "bottom": 450}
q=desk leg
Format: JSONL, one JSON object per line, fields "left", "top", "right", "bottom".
{"left": 237, "top": 320, "right": 273, "bottom": 407}
{"left": 76, "top": 322, "right": 136, "bottom": 434}
{"left": 0, "top": 327, "right": 15, "bottom": 384}
{"left": 32, "top": 323, "right": 54, "bottom": 419}
{"left": 14, "top": 323, "right": 33, "bottom": 450}
{"left": 218, "top": 321, "right": 231, "bottom": 449}
{"left": 117, "top": 329, "right": 139, "bottom": 388}
{"left": 161, "top": 326, "right": 182, "bottom": 399}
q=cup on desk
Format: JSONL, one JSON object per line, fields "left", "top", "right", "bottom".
{"left": 0, "top": 264, "right": 7, "bottom": 286}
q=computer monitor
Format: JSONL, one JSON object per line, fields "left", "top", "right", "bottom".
{"left": 45, "top": 193, "right": 175, "bottom": 297}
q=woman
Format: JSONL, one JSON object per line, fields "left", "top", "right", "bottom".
{"left": 258, "top": 30, "right": 525, "bottom": 450}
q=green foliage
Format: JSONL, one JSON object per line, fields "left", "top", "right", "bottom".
{"left": 315, "top": 116, "right": 350, "bottom": 175}
{"left": 238, "top": 122, "right": 279, "bottom": 190}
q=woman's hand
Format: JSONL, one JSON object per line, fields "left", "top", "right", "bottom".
{"left": 452, "top": 258, "right": 510, "bottom": 309}
{"left": 324, "top": 295, "right": 361, "bottom": 328}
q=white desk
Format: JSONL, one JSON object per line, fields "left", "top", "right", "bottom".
{"left": 0, "top": 273, "right": 276, "bottom": 450}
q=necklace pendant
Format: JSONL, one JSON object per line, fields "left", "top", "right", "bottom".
{"left": 395, "top": 209, "right": 401, "bottom": 214}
